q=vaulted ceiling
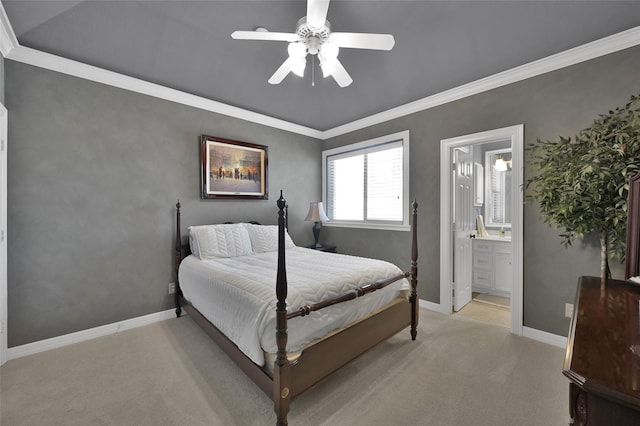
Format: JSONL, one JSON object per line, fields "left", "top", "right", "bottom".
{"left": 3, "top": 1, "right": 640, "bottom": 133}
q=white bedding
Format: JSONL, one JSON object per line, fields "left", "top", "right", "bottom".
{"left": 178, "top": 247, "right": 410, "bottom": 366}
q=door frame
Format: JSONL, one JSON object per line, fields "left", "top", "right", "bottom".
{"left": 439, "top": 124, "right": 524, "bottom": 335}
{"left": 0, "top": 104, "right": 7, "bottom": 365}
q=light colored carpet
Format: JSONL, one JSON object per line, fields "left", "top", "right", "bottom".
{"left": 473, "top": 292, "right": 510, "bottom": 308}
{"left": 0, "top": 309, "right": 568, "bottom": 426}
{"left": 457, "top": 300, "right": 511, "bottom": 328}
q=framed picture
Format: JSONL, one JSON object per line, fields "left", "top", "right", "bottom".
{"left": 200, "top": 135, "right": 268, "bottom": 199}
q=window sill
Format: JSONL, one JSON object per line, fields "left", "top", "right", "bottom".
{"left": 323, "top": 222, "right": 411, "bottom": 232}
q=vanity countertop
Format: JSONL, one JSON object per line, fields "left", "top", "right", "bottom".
{"left": 475, "top": 235, "right": 511, "bottom": 242}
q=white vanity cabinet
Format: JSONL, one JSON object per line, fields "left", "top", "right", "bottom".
{"left": 472, "top": 238, "right": 512, "bottom": 295}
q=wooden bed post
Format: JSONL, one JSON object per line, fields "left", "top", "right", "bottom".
{"left": 274, "top": 191, "right": 291, "bottom": 426}
{"left": 175, "top": 200, "right": 182, "bottom": 318}
{"left": 410, "top": 199, "right": 419, "bottom": 340}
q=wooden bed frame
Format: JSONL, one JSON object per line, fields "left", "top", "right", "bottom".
{"left": 626, "top": 171, "right": 640, "bottom": 279}
{"left": 174, "top": 192, "right": 419, "bottom": 426}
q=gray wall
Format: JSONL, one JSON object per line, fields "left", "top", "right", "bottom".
{"left": 6, "top": 61, "right": 322, "bottom": 347}
{"left": 6, "top": 45, "right": 640, "bottom": 346}
{"left": 323, "top": 45, "right": 640, "bottom": 336}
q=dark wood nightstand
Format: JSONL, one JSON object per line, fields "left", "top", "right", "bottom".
{"left": 306, "top": 244, "right": 336, "bottom": 253}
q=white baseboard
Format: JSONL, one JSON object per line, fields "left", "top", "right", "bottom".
{"left": 522, "top": 326, "right": 567, "bottom": 349}
{"left": 419, "top": 298, "right": 448, "bottom": 314}
{"left": 7, "top": 308, "right": 183, "bottom": 360}
{"left": 420, "top": 298, "right": 568, "bottom": 348}
{"left": 6, "top": 303, "right": 567, "bottom": 361}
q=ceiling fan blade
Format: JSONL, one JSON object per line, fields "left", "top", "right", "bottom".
{"left": 307, "top": 0, "right": 330, "bottom": 29}
{"left": 331, "top": 59, "right": 353, "bottom": 88}
{"left": 231, "top": 31, "right": 298, "bottom": 42}
{"left": 268, "top": 58, "right": 294, "bottom": 85}
{"left": 331, "top": 33, "right": 396, "bottom": 50}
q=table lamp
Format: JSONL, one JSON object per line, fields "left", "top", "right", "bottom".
{"left": 304, "top": 201, "right": 330, "bottom": 248}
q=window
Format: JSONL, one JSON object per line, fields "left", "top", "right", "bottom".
{"left": 322, "top": 131, "right": 410, "bottom": 231}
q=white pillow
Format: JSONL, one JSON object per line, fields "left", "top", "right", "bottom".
{"left": 244, "top": 224, "right": 296, "bottom": 253}
{"left": 188, "top": 224, "right": 253, "bottom": 259}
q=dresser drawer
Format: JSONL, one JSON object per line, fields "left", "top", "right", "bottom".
{"left": 494, "top": 241, "right": 512, "bottom": 255}
{"left": 473, "top": 269, "right": 493, "bottom": 288}
{"left": 473, "top": 240, "right": 493, "bottom": 253}
{"left": 473, "top": 253, "right": 492, "bottom": 269}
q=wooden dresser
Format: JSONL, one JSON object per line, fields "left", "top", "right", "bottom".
{"left": 563, "top": 276, "right": 640, "bottom": 425}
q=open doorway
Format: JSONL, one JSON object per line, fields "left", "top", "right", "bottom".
{"left": 439, "top": 125, "right": 524, "bottom": 335}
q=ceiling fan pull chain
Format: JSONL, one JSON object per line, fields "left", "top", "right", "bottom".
{"left": 312, "top": 55, "right": 315, "bottom": 87}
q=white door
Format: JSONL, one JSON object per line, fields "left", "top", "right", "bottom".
{"left": 452, "top": 146, "right": 473, "bottom": 311}
{"left": 0, "top": 104, "right": 7, "bottom": 366}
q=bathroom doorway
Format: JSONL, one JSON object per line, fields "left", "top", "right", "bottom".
{"left": 439, "top": 125, "right": 524, "bottom": 335}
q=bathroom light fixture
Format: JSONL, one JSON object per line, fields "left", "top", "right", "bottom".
{"left": 495, "top": 155, "right": 511, "bottom": 172}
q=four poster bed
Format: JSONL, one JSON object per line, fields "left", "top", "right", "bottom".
{"left": 174, "top": 192, "right": 419, "bottom": 426}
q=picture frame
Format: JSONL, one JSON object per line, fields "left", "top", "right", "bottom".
{"left": 200, "top": 135, "right": 268, "bottom": 200}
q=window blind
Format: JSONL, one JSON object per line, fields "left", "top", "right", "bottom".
{"left": 326, "top": 140, "right": 403, "bottom": 223}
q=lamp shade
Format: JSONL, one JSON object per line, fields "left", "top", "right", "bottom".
{"left": 304, "top": 202, "right": 330, "bottom": 222}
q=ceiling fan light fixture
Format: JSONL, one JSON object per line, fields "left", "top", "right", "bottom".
{"left": 320, "top": 41, "right": 339, "bottom": 59}
{"left": 320, "top": 57, "right": 337, "bottom": 77}
{"left": 232, "top": 0, "right": 395, "bottom": 87}
{"left": 291, "top": 57, "right": 307, "bottom": 77}
{"left": 287, "top": 42, "right": 307, "bottom": 58}
{"left": 319, "top": 41, "right": 339, "bottom": 77}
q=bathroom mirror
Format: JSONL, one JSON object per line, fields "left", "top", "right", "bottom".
{"left": 485, "top": 148, "right": 512, "bottom": 228}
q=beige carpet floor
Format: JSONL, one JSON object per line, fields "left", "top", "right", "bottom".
{"left": 473, "top": 292, "right": 510, "bottom": 308}
{"left": 456, "top": 302, "right": 510, "bottom": 328}
{"left": 0, "top": 308, "right": 568, "bottom": 426}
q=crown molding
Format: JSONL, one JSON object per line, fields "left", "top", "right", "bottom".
{"left": 2, "top": 0, "right": 639, "bottom": 142}
{"left": 5, "top": 45, "right": 323, "bottom": 139}
{"left": 320, "top": 25, "right": 640, "bottom": 140}
{"left": 0, "top": 4, "right": 322, "bottom": 137}
{"left": 0, "top": 3, "right": 18, "bottom": 57}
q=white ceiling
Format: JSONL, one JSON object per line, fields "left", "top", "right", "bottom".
{"left": 3, "top": 1, "right": 640, "bottom": 133}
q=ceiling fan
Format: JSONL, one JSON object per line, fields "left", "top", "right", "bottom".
{"left": 231, "top": 0, "right": 395, "bottom": 87}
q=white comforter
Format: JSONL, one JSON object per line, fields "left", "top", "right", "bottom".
{"left": 178, "top": 247, "right": 410, "bottom": 366}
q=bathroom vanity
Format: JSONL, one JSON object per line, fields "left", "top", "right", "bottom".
{"left": 472, "top": 237, "right": 512, "bottom": 295}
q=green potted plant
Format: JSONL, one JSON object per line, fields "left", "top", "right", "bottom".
{"left": 526, "top": 94, "right": 640, "bottom": 288}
